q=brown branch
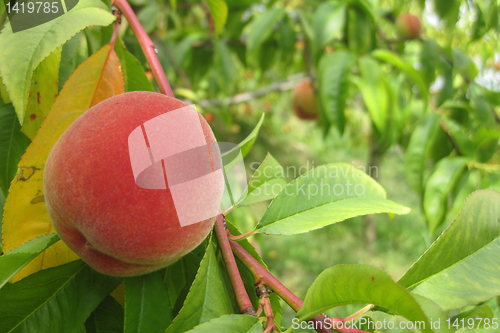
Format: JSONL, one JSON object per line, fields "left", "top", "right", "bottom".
{"left": 109, "top": 7, "right": 121, "bottom": 46}
{"left": 196, "top": 73, "right": 309, "bottom": 107}
{"left": 112, "top": 0, "right": 174, "bottom": 97}
{"left": 230, "top": 240, "right": 370, "bottom": 333}
{"left": 214, "top": 215, "right": 256, "bottom": 315}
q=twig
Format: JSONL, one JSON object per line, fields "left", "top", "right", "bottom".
{"left": 112, "top": 0, "right": 174, "bottom": 96}
{"left": 214, "top": 215, "right": 256, "bottom": 316}
{"left": 152, "top": 32, "right": 193, "bottom": 90}
{"left": 196, "top": 73, "right": 309, "bottom": 107}
{"left": 230, "top": 240, "right": 369, "bottom": 333}
{"left": 110, "top": 7, "right": 121, "bottom": 46}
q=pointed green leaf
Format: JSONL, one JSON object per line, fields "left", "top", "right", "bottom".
{"left": 257, "top": 163, "right": 410, "bottom": 235}
{"left": 125, "top": 270, "right": 172, "bottom": 333}
{"left": 85, "top": 296, "right": 124, "bottom": 333}
{"left": 238, "top": 153, "right": 287, "bottom": 206}
{"left": 221, "top": 112, "right": 265, "bottom": 172}
{"left": 420, "top": 39, "right": 439, "bottom": 87}
{"left": 206, "top": 0, "right": 228, "bottom": 35}
{"left": 318, "top": 51, "right": 354, "bottom": 134}
{"left": 352, "top": 56, "right": 390, "bottom": 133}
{"left": 165, "top": 235, "right": 237, "bottom": 333}
{"left": 313, "top": 2, "right": 345, "bottom": 48}
{"left": 423, "top": 157, "right": 468, "bottom": 234}
{"left": 0, "top": 233, "right": 60, "bottom": 289}
{"left": 115, "top": 40, "right": 154, "bottom": 92}
{"left": 214, "top": 39, "right": 239, "bottom": 92}
{"left": 372, "top": 49, "right": 428, "bottom": 103}
{"left": 404, "top": 113, "right": 440, "bottom": 195}
{"left": 246, "top": 9, "right": 285, "bottom": 59}
{"left": 400, "top": 190, "right": 500, "bottom": 310}
{"left": 0, "top": 260, "right": 121, "bottom": 333}
{"left": 0, "top": 0, "right": 115, "bottom": 124}
{"left": 296, "top": 264, "right": 435, "bottom": 333}
{"left": 185, "top": 315, "right": 262, "bottom": 333}
{"left": 0, "top": 100, "right": 31, "bottom": 196}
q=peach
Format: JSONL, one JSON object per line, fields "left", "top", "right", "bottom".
{"left": 396, "top": 13, "right": 422, "bottom": 39}
{"left": 43, "top": 91, "right": 224, "bottom": 276}
{"left": 292, "top": 81, "right": 319, "bottom": 120}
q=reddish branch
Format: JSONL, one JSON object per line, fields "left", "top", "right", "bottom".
{"left": 112, "top": 0, "right": 174, "bottom": 97}
{"left": 214, "top": 215, "right": 256, "bottom": 316}
{"left": 230, "top": 240, "right": 369, "bottom": 333}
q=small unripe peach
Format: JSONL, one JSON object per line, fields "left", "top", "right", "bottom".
{"left": 44, "top": 91, "right": 224, "bottom": 277}
{"left": 396, "top": 13, "right": 422, "bottom": 39}
{"left": 292, "top": 81, "right": 319, "bottom": 120}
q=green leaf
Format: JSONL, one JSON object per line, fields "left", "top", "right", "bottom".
{"left": 404, "top": 113, "right": 440, "bottom": 195}
{"left": 256, "top": 163, "right": 410, "bottom": 235}
{"left": 115, "top": 40, "right": 154, "bottom": 92}
{"left": 453, "top": 49, "right": 479, "bottom": 82}
{"left": 372, "top": 49, "right": 428, "bottom": 104}
{"left": 238, "top": 153, "right": 287, "bottom": 207}
{"left": 214, "top": 40, "right": 238, "bottom": 92}
{"left": 165, "top": 235, "right": 237, "bottom": 333}
{"left": 206, "top": 0, "right": 228, "bottom": 35}
{"left": 185, "top": 315, "right": 262, "bottom": 333}
{"left": 313, "top": 2, "right": 346, "bottom": 49}
{"left": 0, "top": 233, "right": 60, "bottom": 289}
{"left": 296, "top": 264, "right": 435, "bottom": 333}
{"left": 352, "top": 56, "right": 390, "bottom": 133}
{"left": 169, "top": 0, "right": 177, "bottom": 11}
{"left": 85, "top": 296, "right": 124, "bottom": 333}
{"left": 163, "top": 243, "right": 206, "bottom": 314}
{"left": 0, "top": 100, "right": 31, "bottom": 196}
{"left": 125, "top": 270, "right": 172, "bottom": 333}
{"left": 246, "top": 9, "right": 285, "bottom": 59}
{"left": 137, "top": 4, "right": 160, "bottom": 34}
{"left": 0, "top": 0, "right": 115, "bottom": 124}
{"left": 440, "top": 118, "right": 474, "bottom": 156}
{"left": 346, "top": 5, "right": 375, "bottom": 55}
{"left": 423, "top": 157, "right": 468, "bottom": 234}
{"left": 318, "top": 51, "right": 354, "bottom": 135}
{"left": 400, "top": 189, "right": 500, "bottom": 310}
{"left": 476, "top": 0, "right": 498, "bottom": 31}
{"left": 451, "top": 304, "right": 495, "bottom": 329}
{"left": 58, "top": 32, "right": 88, "bottom": 92}
{"left": 22, "top": 47, "right": 61, "bottom": 139}
{"left": 221, "top": 112, "right": 265, "bottom": 173}
{"left": 0, "top": 260, "right": 121, "bottom": 333}
{"left": 420, "top": 39, "right": 439, "bottom": 87}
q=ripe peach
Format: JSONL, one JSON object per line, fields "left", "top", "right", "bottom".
{"left": 43, "top": 91, "right": 224, "bottom": 277}
{"left": 396, "top": 13, "right": 422, "bottom": 39}
{"left": 292, "top": 81, "right": 319, "bottom": 120}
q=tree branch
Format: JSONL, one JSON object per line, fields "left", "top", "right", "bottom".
{"left": 230, "top": 240, "right": 369, "bottom": 333}
{"left": 214, "top": 215, "right": 256, "bottom": 316}
{"left": 112, "top": 0, "right": 174, "bottom": 97}
{"left": 196, "top": 73, "right": 309, "bottom": 107}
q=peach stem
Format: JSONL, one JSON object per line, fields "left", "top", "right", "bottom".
{"left": 230, "top": 240, "right": 369, "bottom": 333}
{"left": 112, "top": 0, "right": 174, "bottom": 97}
{"left": 214, "top": 215, "right": 256, "bottom": 316}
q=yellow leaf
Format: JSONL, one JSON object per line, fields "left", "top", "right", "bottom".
{"left": 2, "top": 44, "right": 124, "bottom": 282}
